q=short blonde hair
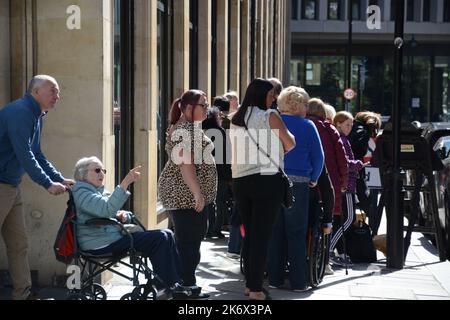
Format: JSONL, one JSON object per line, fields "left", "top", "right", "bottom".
{"left": 333, "top": 111, "right": 354, "bottom": 126}
{"left": 324, "top": 104, "right": 336, "bottom": 121}
{"left": 307, "top": 98, "right": 326, "bottom": 119}
{"left": 277, "top": 86, "right": 310, "bottom": 113}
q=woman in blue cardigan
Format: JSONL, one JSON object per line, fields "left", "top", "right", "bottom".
{"left": 267, "top": 86, "right": 324, "bottom": 292}
{"left": 71, "top": 156, "right": 189, "bottom": 298}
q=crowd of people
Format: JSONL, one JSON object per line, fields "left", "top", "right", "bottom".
{"left": 0, "top": 74, "right": 382, "bottom": 300}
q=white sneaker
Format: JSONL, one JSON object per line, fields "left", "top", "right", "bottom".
{"left": 324, "top": 264, "right": 334, "bottom": 275}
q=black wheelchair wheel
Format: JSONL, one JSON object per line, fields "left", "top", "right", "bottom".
{"left": 120, "top": 284, "right": 157, "bottom": 300}
{"left": 308, "top": 229, "right": 330, "bottom": 288}
{"left": 81, "top": 283, "right": 107, "bottom": 300}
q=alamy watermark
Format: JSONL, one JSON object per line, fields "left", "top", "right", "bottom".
{"left": 170, "top": 127, "right": 282, "bottom": 174}
{"left": 366, "top": 5, "right": 381, "bottom": 30}
{"left": 66, "top": 5, "right": 81, "bottom": 30}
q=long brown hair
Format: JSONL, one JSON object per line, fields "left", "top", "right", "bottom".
{"left": 168, "top": 89, "right": 206, "bottom": 125}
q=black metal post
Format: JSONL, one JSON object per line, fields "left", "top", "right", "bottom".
{"left": 345, "top": 0, "right": 353, "bottom": 112}
{"left": 387, "top": 0, "right": 405, "bottom": 269}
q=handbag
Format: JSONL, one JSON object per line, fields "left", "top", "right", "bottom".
{"left": 244, "top": 113, "right": 294, "bottom": 209}
{"left": 345, "top": 220, "right": 377, "bottom": 263}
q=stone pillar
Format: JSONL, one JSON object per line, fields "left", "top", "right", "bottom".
{"left": 8, "top": 0, "right": 114, "bottom": 285}
{"left": 267, "top": 0, "right": 273, "bottom": 77}
{"left": 133, "top": 0, "right": 158, "bottom": 229}
{"left": 216, "top": 0, "right": 228, "bottom": 94}
{"left": 9, "top": 0, "right": 34, "bottom": 100}
{"left": 255, "top": 0, "right": 263, "bottom": 77}
{"left": 263, "top": 0, "right": 269, "bottom": 77}
{"left": 173, "top": 1, "right": 189, "bottom": 98}
{"left": 198, "top": 0, "right": 212, "bottom": 99}
{"left": 240, "top": 0, "right": 250, "bottom": 97}
{"left": 0, "top": 0, "right": 10, "bottom": 106}
{"left": 284, "top": 0, "right": 291, "bottom": 84}
{"left": 229, "top": 0, "right": 240, "bottom": 93}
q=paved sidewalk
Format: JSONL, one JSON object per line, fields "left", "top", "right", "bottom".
{"left": 103, "top": 227, "right": 450, "bottom": 300}
{"left": 1, "top": 222, "right": 449, "bottom": 300}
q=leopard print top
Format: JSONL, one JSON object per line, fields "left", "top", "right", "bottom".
{"left": 158, "top": 121, "right": 218, "bottom": 210}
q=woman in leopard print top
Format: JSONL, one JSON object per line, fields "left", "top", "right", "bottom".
{"left": 157, "top": 89, "right": 217, "bottom": 298}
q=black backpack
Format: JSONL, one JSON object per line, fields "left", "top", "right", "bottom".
{"left": 53, "top": 194, "right": 76, "bottom": 264}
{"left": 345, "top": 220, "right": 377, "bottom": 263}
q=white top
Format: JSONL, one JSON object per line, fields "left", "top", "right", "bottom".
{"left": 230, "top": 107, "right": 284, "bottom": 178}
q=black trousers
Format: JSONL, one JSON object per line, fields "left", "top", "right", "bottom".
{"left": 170, "top": 208, "right": 207, "bottom": 286}
{"left": 233, "top": 173, "right": 283, "bottom": 292}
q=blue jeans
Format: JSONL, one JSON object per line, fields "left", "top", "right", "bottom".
{"left": 268, "top": 182, "right": 309, "bottom": 290}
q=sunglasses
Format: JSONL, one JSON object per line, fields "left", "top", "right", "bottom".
{"left": 93, "top": 168, "right": 107, "bottom": 174}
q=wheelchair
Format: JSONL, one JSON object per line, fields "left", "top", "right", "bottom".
{"left": 64, "top": 193, "right": 162, "bottom": 300}
{"left": 306, "top": 187, "right": 330, "bottom": 288}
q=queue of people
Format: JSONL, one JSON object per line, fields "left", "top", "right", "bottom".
{"left": 0, "top": 74, "right": 382, "bottom": 300}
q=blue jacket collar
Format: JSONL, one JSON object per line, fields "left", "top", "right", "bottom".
{"left": 24, "top": 93, "right": 46, "bottom": 118}
{"left": 74, "top": 181, "right": 105, "bottom": 194}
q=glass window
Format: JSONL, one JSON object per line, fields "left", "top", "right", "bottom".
{"left": 407, "top": 0, "right": 415, "bottom": 21}
{"left": 351, "top": 0, "right": 361, "bottom": 20}
{"left": 423, "top": 0, "right": 431, "bottom": 22}
{"left": 289, "top": 58, "right": 304, "bottom": 87}
{"left": 328, "top": 0, "right": 341, "bottom": 20}
{"left": 303, "top": 56, "right": 345, "bottom": 109}
{"left": 445, "top": 0, "right": 450, "bottom": 22}
{"left": 302, "top": 0, "right": 318, "bottom": 20}
{"left": 292, "top": 0, "right": 298, "bottom": 20}
{"left": 432, "top": 57, "right": 450, "bottom": 122}
{"left": 390, "top": 0, "right": 396, "bottom": 20}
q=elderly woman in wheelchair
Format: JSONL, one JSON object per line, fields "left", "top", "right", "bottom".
{"left": 71, "top": 156, "right": 192, "bottom": 299}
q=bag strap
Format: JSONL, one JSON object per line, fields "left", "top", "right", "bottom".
{"left": 244, "top": 109, "right": 286, "bottom": 176}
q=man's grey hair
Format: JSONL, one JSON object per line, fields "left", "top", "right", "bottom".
{"left": 27, "top": 75, "right": 57, "bottom": 94}
{"left": 74, "top": 156, "right": 103, "bottom": 181}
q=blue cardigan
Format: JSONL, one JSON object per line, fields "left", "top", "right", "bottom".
{"left": 282, "top": 115, "right": 324, "bottom": 183}
{"left": 0, "top": 93, "right": 64, "bottom": 188}
{"left": 72, "top": 181, "right": 131, "bottom": 251}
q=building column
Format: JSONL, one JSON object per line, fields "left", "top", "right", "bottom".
{"left": 133, "top": 0, "right": 158, "bottom": 228}
{"left": 10, "top": 0, "right": 34, "bottom": 100}
{"left": 216, "top": 0, "right": 228, "bottom": 95}
{"left": 229, "top": 0, "right": 240, "bottom": 93}
{"left": 0, "top": 0, "right": 10, "bottom": 106}
{"left": 284, "top": 0, "right": 291, "bottom": 84}
{"left": 173, "top": 1, "right": 189, "bottom": 97}
{"left": 198, "top": 0, "right": 212, "bottom": 99}
{"left": 267, "top": 0, "right": 273, "bottom": 77}
{"left": 255, "top": 0, "right": 263, "bottom": 77}
{"left": 240, "top": 0, "right": 250, "bottom": 97}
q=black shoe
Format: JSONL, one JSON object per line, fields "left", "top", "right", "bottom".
{"left": 189, "top": 286, "right": 210, "bottom": 299}
{"left": 215, "top": 231, "right": 225, "bottom": 239}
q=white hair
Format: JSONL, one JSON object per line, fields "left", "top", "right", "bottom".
{"left": 27, "top": 75, "right": 58, "bottom": 94}
{"left": 74, "top": 156, "right": 103, "bottom": 181}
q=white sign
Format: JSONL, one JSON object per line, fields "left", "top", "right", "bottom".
{"left": 365, "top": 166, "right": 382, "bottom": 189}
{"left": 343, "top": 88, "right": 356, "bottom": 100}
{"left": 412, "top": 98, "right": 420, "bottom": 108}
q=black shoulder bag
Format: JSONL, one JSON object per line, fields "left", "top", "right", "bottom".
{"left": 244, "top": 111, "right": 294, "bottom": 209}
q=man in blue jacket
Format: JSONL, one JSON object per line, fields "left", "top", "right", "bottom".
{"left": 0, "top": 75, "right": 74, "bottom": 300}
